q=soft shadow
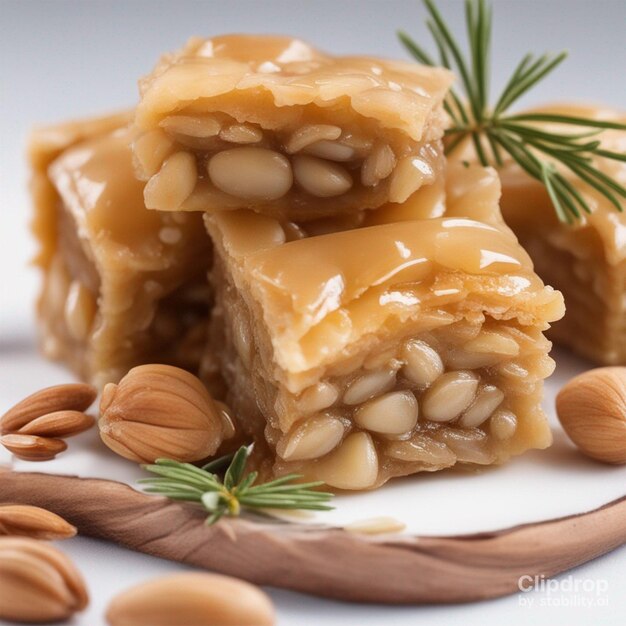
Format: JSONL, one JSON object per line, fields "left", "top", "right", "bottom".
{"left": 524, "top": 430, "right": 625, "bottom": 473}
{"left": 0, "top": 333, "right": 38, "bottom": 354}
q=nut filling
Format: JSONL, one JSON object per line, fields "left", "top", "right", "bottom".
{"left": 205, "top": 165, "right": 564, "bottom": 490}
{"left": 133, "top": 34, "right": 452, "bottom": 220}
{"left": 30, "top": 115, "right": 215, "bottom": 389}
{"left": 137, "top": 115, "right": 443, "bottom": 219}
{"left": 234, "top": 316, "right": 551, "bottom": 490}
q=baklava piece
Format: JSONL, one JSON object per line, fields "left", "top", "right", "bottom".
{"left": 30, "top": 115, "right": 213, "bottom": 388}
{"left": 206, "top": 164, "right": 565, "bottom": 490}
{"left": 499, "top": 106, "right": 626, "bottom": 364}
{"left": 133, "top": 35, "right": 453, "bottom": 221}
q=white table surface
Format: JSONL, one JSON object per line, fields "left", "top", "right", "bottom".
{"left": 1, "top": 1, "right": 625, "bottom": 624}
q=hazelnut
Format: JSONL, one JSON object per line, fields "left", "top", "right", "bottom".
{"left": 556, "top": 367, "right": 626, "bottom": 464}
{"left": 99, "top": 364, "right": 231, "bottom": 464}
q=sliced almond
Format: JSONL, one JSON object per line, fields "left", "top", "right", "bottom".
{"left": 0, "top": 383, "right": 97, "bottom": 434}
{"left": 18, "top": 411, "right": 94, "bottom": 438}
{"left": 105, "top": 572, "right": 274, "bottom": 626}
{"left": 0, "top": 505, "right": 76, "bottom": 540}
{"left": 0, "top": 434, "right": 67, "bottom": 461}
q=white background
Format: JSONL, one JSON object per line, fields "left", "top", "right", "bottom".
{"left": 1, "top": 1, "right": 625, "bottom": 625}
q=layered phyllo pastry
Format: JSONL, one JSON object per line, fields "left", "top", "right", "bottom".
{"left": 205, "top": 163, "right": 564, "bottom": 489}
{"left": 132, "top": 35, "right": 452, "bottom": 221}
{"left": 30, "top": 114, "right": 213, "bottom": 387}
{"left": 499, "top": 106, "right": 626, "bottom": 364}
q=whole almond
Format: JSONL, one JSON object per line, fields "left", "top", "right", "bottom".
{"left": 0, "top": 537, "right": 88, "bottom": 623}
{"left": 99, "top": 364, "right": 228, "bottom": 464}
{"left": 18, "top": 410, "right": 95, "bottom": 438}
{"left": 0, "top": 433, "right": 67, "bottom": 461}
{"left": 0, "top": 383, "right": 97, "bottom": 434}
{"left": 556, "top": 367, "right": 626, "bottom": 464}
{"left": 0, "top": 505, "right": 76, "bottom": 540}
{"left": 106, "top": 572, "right": 274, "bottom": 626}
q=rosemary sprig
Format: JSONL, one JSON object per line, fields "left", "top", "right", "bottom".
{"left": 399, "top": 0, "right": 626, "bottom": 223}
{"left": 140, "top": 445, "right": 334, "bottom": 525}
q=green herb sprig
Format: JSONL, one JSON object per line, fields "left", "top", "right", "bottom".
{"left": 399, "top": 0, "right": 626, "bottom": 223}
{"left": 140, "top": 445, "right": 334, "bottom": 525}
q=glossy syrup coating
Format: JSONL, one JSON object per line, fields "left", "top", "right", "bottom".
{"left": 206, "top": 163, "right": 565, "bottom": 489}
{"left": 133, "top": 35, "right": 454, "bottom": 220}
{"left": 30, "top": 116, "right": 213, "bottom": 387}
{"left": 497, "top": 105, "right": 626, "bottom": 364}
{"left": 206, "top": 162, "right": 563, "bottom": 388}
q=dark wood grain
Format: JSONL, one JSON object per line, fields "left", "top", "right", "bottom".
{"left": 1, "top": 471, "right": 624, "bottom": 604}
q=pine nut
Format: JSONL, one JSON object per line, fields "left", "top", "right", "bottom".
{"left": 464, "top": 331, "right": 520, "bottom": 356}
{"left": 340, "top": 132, "right": 373, "bottom": 156}
{"left": 144, "top": 152, "right": 197, "bottom": 210}
{"left": 389, "top": 154, "right": 434, "bottom": 203}
{"left": 401, "top": 339, "right": 444, "bottom": 388}
{"left": 361, "top": 143, "right": 396, "bottom": 186}
{"left": 219, "top": 123, "right": 263, "bottom": 144}
{"left": 304, "top": 140, "right": 355, "bottom": 161}
{"left": 498, "top": 362, "right": 529, "bottom": 380}
{"left": 363, "top": 346, "right": 398, "bottom": 370}
{"left": 285, "top": 124, "right": 342, "bottom": 154}
{"left": 459, "top": 385, "right": 504, "bottom": 428}
{"left": 64, "top": 281, "right": 96, "bottom": 341}
{"left": 314, "top": 432, "right": 378, "bottom": 490}
{"left": 354, "top": 391, "right": 418, "bottom": 435}
{"left": 344, "top": 516, "right": 406, "bottom": 535}
{"left": 432, "top": 427, "right": 495, "bottom": 464}
{"left": 133, "top": 129, "right": 175, "bottom": 178}
{"left": 384, "top": 434, "right": 456, "bottom": 467}
{"left": 276, "top": 414, "right": 345, "bottom": 461}
{"left": 160, "top": 115, "right": 221, "bottom": 138}
{"left": 490, "top": 410, "right": 518, "bottom": 440}
{"left": 422, "top": 371, "right": 479, "bottom": 422}
{"left": 343, "top": 369, "right": 396, "bottom": 405}
{"left": 445, "top": 349, "right": 504, "bottom": 369}
{"left": 297, "top": 382, "right": 339, "bottom": 414}
{"left": 208, "top": 147, "right": 292, "bottom": 200}
{"left": 293, "top": 155, "right": 352, "bottom": 197}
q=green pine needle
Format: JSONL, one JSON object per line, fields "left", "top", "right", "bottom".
{"left": 399, "top": 0, "right": 626, "bottom": 223}
{"left": 140, "top": 446, "right": 334, "bottom": 525}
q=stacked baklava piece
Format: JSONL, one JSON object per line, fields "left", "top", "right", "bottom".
{"left": 31, "top": 35, "right": 566, "bottom": 489}
{"left": 498, "top": 105, "right": 626, "bottom": 365}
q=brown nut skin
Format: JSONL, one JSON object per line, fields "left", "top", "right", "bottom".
{"left": 0, "top": 505, "right": 76, "bottom": 540}
{"left": 0, "top": 433, "right": 67, "bottom": 461}
{"left": 0, "top": 537, "right": 88, "bottom": 623}
{"left": 556, "top": 367, "right": 626, "bottom": 465}
{"left": 0, "top": 383, "right": 97, "bottom": 434}
{"left": 18, "top": 410, "right": 95, "bottom": 438}
{"left": 99, "top": 364, "right": 227, "bottom": 464}
{"left": 106, "top": 572, "right": 275, "bottom": 626}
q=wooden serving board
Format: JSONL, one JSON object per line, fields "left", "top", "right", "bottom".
{"left": 1, "top": 471, "right": 625, "bottom": 604}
